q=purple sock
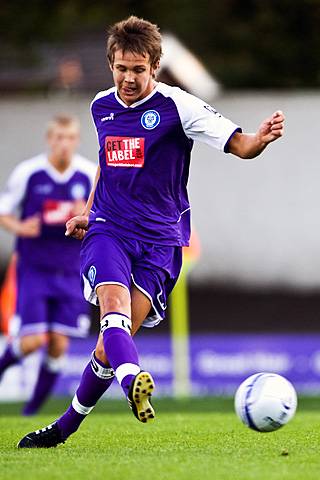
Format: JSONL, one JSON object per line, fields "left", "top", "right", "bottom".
{"left": 22, "top": 355, "right": 64, "bottom": 416}
{"left": 57, "top": 352, "right": 114, "bottom": 440}
{"left": 0, "top": 340, "right": 22, "bottom": 377}
{"left": 101, "top": 313, "right": 140, "bottom": 396}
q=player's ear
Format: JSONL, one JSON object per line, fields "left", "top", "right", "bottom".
{"left": 151, "top": 60, "right": 160, "bottom": 78}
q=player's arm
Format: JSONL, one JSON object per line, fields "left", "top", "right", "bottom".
{"left": 173, "top": 89, "right": 284, "bottom": 159}
{"left": 0, "top": 162, "right": 40, "bottom": 238}
{"left": 65, "top": 165, "right": 100, "bottom": 239}
{"left": 83, "top": 164, "right": 100, "bottom": 216}
{"left": 227, "top": 111, "right": 285, "bottom": 159}
{"left": 0, "top": 214, "right": 40, "bottom": 238}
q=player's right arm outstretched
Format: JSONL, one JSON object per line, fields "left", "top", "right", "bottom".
{"left": 65, "top": 165, "right": 100, "bottom": 239}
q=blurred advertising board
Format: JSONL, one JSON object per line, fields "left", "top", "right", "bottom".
{"left": 1, "top": 334, "right": 320, "bottom": 400}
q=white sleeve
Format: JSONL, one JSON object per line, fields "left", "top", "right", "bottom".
{"left": 172, "top": 88, "right": 241, "bottom": 152}
{"left": 74, "top": 156, "right": 97, "bottom": 187}
{"left": 0, "top": 164, "right": 30, "bottom": 215}
{"left": 87, "top": 163, "right": 98, "bottom": 187}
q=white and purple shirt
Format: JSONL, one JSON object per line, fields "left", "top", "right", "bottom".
{"left": 90, "top": 82, "right": 241, "bottom": 246}
{"left": 0, "top": 154, "right": 96, "bottom": 272}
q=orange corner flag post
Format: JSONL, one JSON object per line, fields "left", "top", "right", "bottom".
{"left": 0, "top": 254, "right": 17, "bottom": 336}
{"left": 170, "top": 229, "right": 201, "bottom": 397}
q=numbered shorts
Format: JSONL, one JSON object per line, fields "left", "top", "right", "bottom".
{"left": 13, "top": 264, "right": 90, "bottom": 338}
{"left": 80, "top": 228, "right": 182, "bottom": 328}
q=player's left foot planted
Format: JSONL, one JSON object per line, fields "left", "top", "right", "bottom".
{"left": 17, "top": 422, "right": 64, "bottom": 448}
{"left": 127, "top": 371, "right": 155, "bottom": 423}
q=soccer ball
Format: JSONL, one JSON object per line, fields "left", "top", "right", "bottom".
{"left": 234, "top": 373, "right": 297, "bottom": 432}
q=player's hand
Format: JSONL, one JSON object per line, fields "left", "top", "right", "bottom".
{"left": 17, "top": 215, "right": 41, "bottom": 238}
{"left": 257, "top": 110, "right": 285, "bottom": 145}
{"left": 65, "top": 215, "right": 89, "bottom": 240}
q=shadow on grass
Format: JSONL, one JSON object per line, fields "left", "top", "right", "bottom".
{"left": 0, "top": 396, "right": 317, "bottom": 417}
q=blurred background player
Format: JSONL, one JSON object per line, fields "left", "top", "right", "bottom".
{"left": 18, "top": 16, "right": 284, "bottom": 448}
{"left": 0, "top": 114, "right": 95, "bottom": 415}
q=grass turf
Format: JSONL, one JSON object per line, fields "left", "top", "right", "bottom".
{"left": 0, "top": 397, "right": 320, "bottom": 480}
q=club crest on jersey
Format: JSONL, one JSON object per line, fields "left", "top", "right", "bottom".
{"left": 88, "top": 266, "right": 97, "bottom": 287}
{"left": 141, "top": 110, "right": 160, "bottom": 130}
{"left": 71, "top": 183, "right": 86, "bottom": 200}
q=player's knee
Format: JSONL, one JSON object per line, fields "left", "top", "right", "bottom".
{"left": 97, "top": 285, "right": 131, "bottom": 317}
{"left": 48, "top": 333, "right": 69, "bottom": 357}
{"left": 20, "top": 334, "right": 46, "bottom": 354}
{"left": 100, "top": 295, "right": 129, "bottom": 316}
{"left": 48, "top": 344, "right": 68, "bottom": 358}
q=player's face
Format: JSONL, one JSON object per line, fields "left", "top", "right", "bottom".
{"left": 111, "top": 50, "right": 157, "bottom": 106}
{"left": 47, "top": 125, "right": 80, "bottom": 164}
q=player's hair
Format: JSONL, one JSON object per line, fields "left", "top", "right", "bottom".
{"left": 107, "top": 16, "right": 162, "bottom": 70}
{"left": 46, "top": 114, "right": 80, "bottom": 136}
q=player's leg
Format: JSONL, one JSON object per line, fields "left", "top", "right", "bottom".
{"left": 58, "top": 277, "right": 160, "bottom": 430}
{"left": 17, "top": 233, "right": 153, "bottom": 447}
{"left": 97, "top": 283, "right": 142, "bottom": 396}
{"left": 123, "top": 285, "right": 155, "bottom": 422}
{"left": 17, "top": 286, "right": 152, "bottom": 447}
{"left": 22, "top": 278, "right": 90, "bottom": 416}
{"left": 22, "top": 332, "right": 69, "bottom": 415}
{"left": 55, "top": 289, "right": 151, "bottom": 440}
{"left": 97, "top": 284, "right": 155, "bottom": 422}
{"left": 96, "top": 283, "right": 156, "bottom": 424}
{"left": 18, "top": 240, "right": 181, "bottom": 446}
{"left": 51, "top": 269, "right": 117, "bottom": 438}
{"left": 0, "top": 265, "right": 48, "bottom": 380}
{"left": 0, "top": 333, "right": 45, "bottom": 379}
{"left": 55, "top": 235, "right": 135, "bottom": 437}
{"left": 131, "top": 244, "right": 183, "bottom": 331}
{"left": 79, "top": 231, "right": 150, "bottom": 399}
{"left": 22, "top": 272, "right": 91, "bottom": 416}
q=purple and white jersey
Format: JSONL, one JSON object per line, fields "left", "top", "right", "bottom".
{"left": 90, "top": 82, "right": 241, "bottom": 246}
{"left": 0, "top": 154, "right": 95, "bottom": 273}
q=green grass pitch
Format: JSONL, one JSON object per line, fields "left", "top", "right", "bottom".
{"left": 0, "top": 397, "right": 320, "bottom": 480}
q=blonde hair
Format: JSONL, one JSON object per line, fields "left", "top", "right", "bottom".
{"left": 46, "top": 114, "right": 80, "bottom": 136}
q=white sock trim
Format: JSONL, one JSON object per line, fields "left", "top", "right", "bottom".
{"left": 11, "top": 338, "right": 22, "bottom": 358}
{"left": 45, "top": 355, "right": 66, "bottom": 373}
{"left": 90, "top": 352, "right": 115, "bottom": 380}
{"left": 100, "top": 313, "right": 132, "bottom": 335}
{"left": 115, "top": 363, "right": 140, "bottom": 385}
{"left": 72, "top": 394, "right": 94, "bottom": 416}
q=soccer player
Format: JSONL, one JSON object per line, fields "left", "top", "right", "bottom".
{"left": 18, "top": 16, "right": 285, "bottom": 447}
{"left": 0, "top": 115, "right": 95, "bottom": 415}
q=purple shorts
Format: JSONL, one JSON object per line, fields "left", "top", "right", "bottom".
{"left": 80, "top": 224, "right": 182, "bottom": 327}
{"left": 14, "top": 263, "right": 90, "bottom": 338}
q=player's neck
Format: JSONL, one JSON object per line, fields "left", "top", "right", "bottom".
{"left": 48, "top": 154, "right": 73, "bottom": 173}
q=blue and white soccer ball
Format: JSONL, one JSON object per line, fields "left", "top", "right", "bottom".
{"left": 234, "top": 373, "right": 297, "bottom": 432}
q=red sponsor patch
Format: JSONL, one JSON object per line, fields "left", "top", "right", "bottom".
{"left": 105, "top": 136, "right": 145, "bottom": 167}
{"left": 42, "top": 200, "right": 75, "bottom": 225}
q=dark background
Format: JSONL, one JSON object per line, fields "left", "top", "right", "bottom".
{"left": 1, "top": 0, "right": 319, "bottom": 91}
